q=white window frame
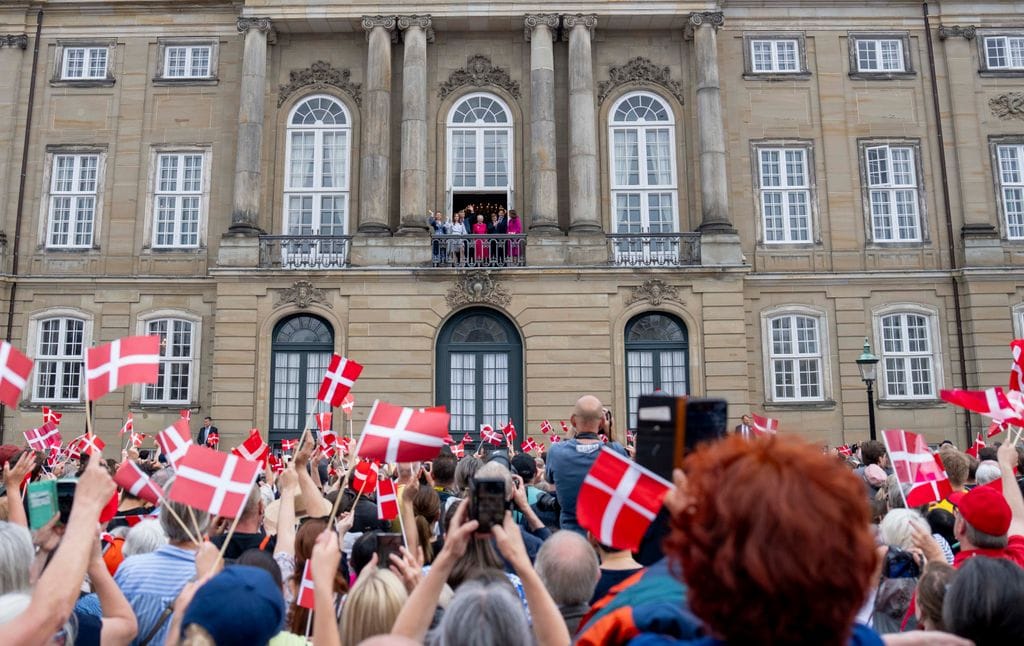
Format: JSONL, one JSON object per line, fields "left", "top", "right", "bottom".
{"left": 873, "top": 304, "right": 943, "bottom": 401}
{"left": 1013, "top": 302, "right": 1024, "bottom": 339}
{"left": 43, "top": 150, "right": 106, "bottom": 249}
{"left": 983, "top": 35, "right": 1024, "bottom": 71}
{"left": 445, "top": 92, "right": 515, "bottom": 213}
{"left": 60, "top": 46, "right": 109, "bottom": 80}
{"left": 750, "top": 39, "right": 800, "bottom": 73}
{"left": 607, "top": 91, "right": 679, "bottom": 236}
{"left": 760, "top": 306, "right": 829, "bottom": 404}
{"left": 855, "top": 38, "right": 906, "bottom": 73}
{"left": 148, "top": 149, "right": 210, "bottom": 249}
{"left": 162, "top": 44, "right": 213, "bottom": 79}
{"left": 27, "top": 308, "right": 93, "bottom": 404}
{"left": 138, "top": 312, "right": 201, "bottom": 405}
{"left": 863, "top": 143, "right": 923, "bottom": 243}
{"left": 995, "top": 143, "right": 1024, "bottom": 240}
{"left": 755, "top": 145, "right": 813, "bottom": 243}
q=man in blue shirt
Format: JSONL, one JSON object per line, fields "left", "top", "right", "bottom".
{"left": 545, "top": 395, "right": 627, "bottom": 535}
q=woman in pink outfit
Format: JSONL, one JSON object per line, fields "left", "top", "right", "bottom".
{"left": 472, "top": 213, "right": 489, "bottom": 262}
{"left": 506, "top": 209, "right": 523, "bottom": 260}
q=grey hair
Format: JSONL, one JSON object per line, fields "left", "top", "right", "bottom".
{"left": 240, "top": 484, "right": 262, "bottom": 521}
{"left": 963, "top": 519, "right": 1008, "bottom": 549}
{"left": 535, "top": 530, "right": 600, "bottom": 605}
{"left": 453, "top": 457, "right": 482, "bottom": 495}
{"left": 161, "top": 476, "right": 210, "bottom": 544}
{"left": 474, "top": 461, "right": 513, "bottom": 501}
{"left": 123, "top": 519, "right": 169, "bottom": 557}
{"left": 878, "top": 508, "right": 929, "bottom": 550}
{"left": 0, "top": 522, "right": 33, "bottom": 594}
{"left": 975, "top": 461, "right": 1001, "bottom": 486}
{"left": 0, "top": 592, "right": 76, "bottom": 642}
{"left": 429, "top": 579, "right": 532, "bottom": 646}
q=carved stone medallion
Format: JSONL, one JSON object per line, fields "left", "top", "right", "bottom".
{"left": 446, "top": 271, "right": 511, "bottom": 309}
{"left": 991, "top": 93, "right": 1024, "bottom": 120}
{"left": 0, "top": 34, "right": 28, "bottom": 49}
{"left": 278, "top": 61, "right": 362, "bottom": 107}
{"left": 439, "top": 55, "right": 521, "bottom": 100}
{"left": 274, "top": 281, "right": 332, "bottom": 309}
{"left": 597, "top": 57, "right": 685, "bottom": 105}
{"left": 625, "top": 279, "right": 683, "bottom": 307}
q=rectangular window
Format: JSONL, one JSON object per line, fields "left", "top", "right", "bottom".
{"left": 34, "top": 318, "right": 85, "bottom": 402}
{"left": 856, "top": 39, "right": 905, "bottom": 72}
{"left": 997, "top": 144, "right": 1024, "bottom": 240}
{"left": 152, "top": 153, "right": 204, "bottom": 248}
{"left": 768, "top": 315, "right": 823, "bottom": 401}
{"left": 880, "top": 313, "right": 935, "bottom": 399}
{"left": 61, "top": 47, "right": 108, "bottom": 80}
{"left": 984, "top": 36, "right": 1024, "bottom": 70}
{"left": 864, "top": 145, "right": 921, "bottom": 242}
{"left": 47, "top": 153, "right": 100, "bottom": 248}
{"left": 751, "top": 39, "right": 800, "bottom": 73}
{"left": 758, "top": 147, "right": 812, "bottom": 243}
{"left": 143, "top": 319, "right": 195, "bottom": 404}
{"left": 163, "top": 45, "right": 212, "bottom": 78}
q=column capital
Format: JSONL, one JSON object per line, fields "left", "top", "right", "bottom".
{"left": 398, "top": 15, "right": 434, "bottom": 43}
{"left": 0, "top": 34, "right": 28, "bottom": 49}
{"left": 524, "top": 14, "right": 560, "bottom": 42}
{"left": 937, "top": 25, "right": 977, "bottom": 41}
{"left": 684, "top": 11, "right": 724, "bottom": 40}
{"left": 237, "top": 16, "right": 274, "bottom": 34}
{"left": 362, "top": 15, "right": 399, "bottom": 42}
{"left": 561, "top": 14, "right": 597, "bottom": 40}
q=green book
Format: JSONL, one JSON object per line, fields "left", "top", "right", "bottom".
{"left": 25, "top": 479, "right": 58, "bottom": 530}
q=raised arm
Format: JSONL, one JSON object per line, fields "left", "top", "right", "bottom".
{"left": 294, "top": 437, "right": 332, "bottom": 518}
{"left": 998, "top": 438, "right": 1024, "bottom": 537}
{"left": 310, "top": 530, "right": 342, "bottom": 646}
{"left": 274, "top": 467, "right": 299, "bottom": 557}
{"left": 3, "top": 452, "right": 35, "bottom": 528}
{"left": 86, "top": 541, "right": 138, "bottom": 646}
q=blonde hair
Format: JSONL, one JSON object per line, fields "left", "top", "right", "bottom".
{"left": 339, "top": 567, "right": 408, "bottom": 644}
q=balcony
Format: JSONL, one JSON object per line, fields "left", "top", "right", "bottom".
{"left": 259, "top": 235, "right": 352, "bottom": 269}
{"left": 431, "top": 234, "right": 527, "bottom": 268}
{"left": 607, "top": 232, "right": 701, "bottom": 267}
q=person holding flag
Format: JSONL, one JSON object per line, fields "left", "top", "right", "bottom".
{"left": 197, "top": 416, "right": 219, "bottom": 448}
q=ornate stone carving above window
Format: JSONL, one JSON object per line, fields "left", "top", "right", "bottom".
{"left": 991, "top": 92, "right": 1024, "bottom": 120}
{"left": 278, "top": 61, "right": 362, "bottom": 107}
{"left": 438, "top": 55, "right": 521, "bottom": 100}
{"left": 597, "top": 57, "right": 685, "bottom": 105}
{"left": 625, "top": 279, "right": 684, "bottom": 307}
{"left": 0, "top": 34, "right": 28, "bottom": 49}
{"left": 274, "top": 280, "right": 332, "bottom": 309}
{"left": 446, "top": 271, "right": 511, "bottom": 309}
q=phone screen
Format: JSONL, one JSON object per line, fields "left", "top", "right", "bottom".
{"left": 684, "top": 398, "right": 728, "bottom": 453}
{"left": 376, "top": 532, "right": 404, "bottom": 566}
{"left": 470, "top": 477, "right": 507, "bottom": 533}
{"left": 634, "top": 395, "right": 685, "bottom": 480}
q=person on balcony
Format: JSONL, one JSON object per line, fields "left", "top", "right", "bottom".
{"left": 506, "top": 209, "right": 523, "bottom": 263}
{"left": 472, "top": 213, "right": 490, "bottom": 264}
{"left": 428, "top": 211, "right": 450, "bottom": 265}
{"left": 449, "top": 211, "right": 467, "bottom": 265}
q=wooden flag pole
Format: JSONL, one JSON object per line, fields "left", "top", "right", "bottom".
{"left": 304, "top": 610, "right": 313, "bottom": 640}
{"left": 210, "top": 507, "right": 246, "bottom": 575}
{"left": 158, "top": 495, "right": 201, "bottom": 546}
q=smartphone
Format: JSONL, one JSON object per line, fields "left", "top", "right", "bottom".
{"left": 470, "top": 477, "right": 508, "bottom": 533}
{"left": 56, "top": 480, "right": 77, "bottom": 525}
{"left": 377, "top": 532, "right": 404, "bottom": 566}
{"left": 634, "top": 395, "right": 728, "bottom": 480}
{"left": 25, "top": 480, "right": 58, "bottom": 530}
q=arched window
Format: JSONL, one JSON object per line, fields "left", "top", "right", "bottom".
{"left": 270, "top": 315, "right": 334, "bottom": 443}
{"left": 436, "top": 308, "right": 523, "bottom": 441}
{"left": 446, "top": 93, "right": 514, "bottom": 215}
{"left": 285, "top": 96, "right": 351, "bottom": 238}
{"left": 624, "top": 312, "right": 689, "bottom": 430}
{"left": 608, "top": 92, "right": 678, "bottom": 238}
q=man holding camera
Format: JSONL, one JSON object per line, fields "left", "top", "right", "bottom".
{"left": 545, "top": 395, "right": 627, "bottom": 536}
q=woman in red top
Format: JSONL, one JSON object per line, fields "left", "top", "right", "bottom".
{"left": 472, "top": 214, "right": 489, "bottom": 262}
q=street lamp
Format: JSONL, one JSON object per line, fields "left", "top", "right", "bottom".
{"left": 856, "top": 338, "right": 880, "bottom": 442}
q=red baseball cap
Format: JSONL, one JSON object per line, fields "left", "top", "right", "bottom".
{"left": 949, "top": 486, "right": 1012, "bottom": 536}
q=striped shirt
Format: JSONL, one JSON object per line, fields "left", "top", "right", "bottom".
{"left": 114, "top": 544, "right": 196, "bottom": 646}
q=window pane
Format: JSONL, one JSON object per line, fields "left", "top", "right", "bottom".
{"left": 613, "top": 129, "right": 640, "bottom": 186}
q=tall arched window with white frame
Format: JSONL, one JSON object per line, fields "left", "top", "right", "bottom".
{"left": 446, "top": 93, "right": 514, "bottom": 215}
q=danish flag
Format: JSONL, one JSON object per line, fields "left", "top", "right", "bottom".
{"left": 315, "top": 412, "right": 333, "bottom": 432}
{"left": 550, "top": 435, "right": 562, "bottom": 444}
{"left": 317, "top": 354, "right": 363, "bottom": 408}
{"left": 521, "top": 437, "right": 539, "bottom": 453}
{"left": 837, "top": 444, "right": 853, "bottom": 458}
{"left": 84, "top": 336, "right": 161, "bottom": 400}
{"left": 120, "top": 413, "right": 134, "bottom": 435}
{"left": 502, "top": 420, "right": 517, "bottom": 446}
{"left": 941, "top": 387, "right": 1024, "bottom": 427}
{"left": 207, "top": 432, "right": 219, "bottom": 447}
{"left": 341, "top": 393, "right": 355, "bottom": 416}
{"left": 157, "top": 418, "right": 193, "bottom": 467}
{"left": 1010, "top": 339, "right": 1024, "bottom": 393}
{"left": 481, "top": 424, "right": 504, "bottom": 446}
{"left": 42, "top": 407, "right": 62, "bottom": 425}
{"left": 281, "top": 438, "right": 299, "bottom": 452}
{"left": 539, "top": 420, "right": 552, "bottom": 435}
{"left": 350, "top": 460, "right": 378, "bottom": 494}
{"left": 461, "top": 433, "right": 472, "bottom": 446}
{"left": 129, "top": 431, "right": 146, "bottom": 448}
{"left": 355, "top": 400, "right": 450, "bottom": 464}
{"left": 882, "top": 428, "right": 953, "bottom": 507}
{"left": 80, "top": 432, "right": 105, "bottom": 457}
{"left": 66, "top": 434, "right": 86, "bottom": 460}
{"left": 964, "top": 433, "right": 986, "bottom": 459}
{"left": 232, "top": 429, "right": 270, "bottom": 466}
{"left": 179, "top": 409, "right": 192, "bottom": 422}
{"left": 168, "top": 445, "right": 261, "bottom": 518}
{"left": 23, "top": 422, "right": 61, "bottom": 452}
{"left": 268, "top": 454, "right": 284, "bottom": 474}
{"left": 451, "top": 441, "right": 465, "bottom": 459}
{"left": 751, "top": 414, "right": 779, "bottom": 436}
{"left": 376, "top": 476, "right": 399, "bottom": 521}
{"left": 319, "top": 428, "right": 337, "bottom": 449}
{"left": 114, "top": 460, "right": 164, "bottom": 505}
{"left": 577, "top": 448, "right": 672, "bottom": 552}
{"left": 296, "top": 560, "right": 316, "bottom": 609}
{"left": 560, "top": 421, "right": 571, "bottom": 435}
{"left": 0, "top": 341, "right": 33, "bottom": 408}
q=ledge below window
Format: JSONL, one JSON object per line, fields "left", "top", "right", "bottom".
{"left": 152, "top": 77, "right": 219, "bottom": 87}
{"left": 742, "top": 72, "right": 812, "bottom": 82}
{"left": 876, "top": 398, "right": 945, "bottom": 410}
{"left": 20, "top": 402, "right": 86, "bottom": 413}
{"left": 762, "top": 399, "right": 836, "bottom": 412}
{"left": 979, "top": 70, "right": 1024, "bottom": 79}
{"left": 848, "top": 71, "right": 916, "bottom": 81}
{"left": 50, "top": 78, "right": 116, "bottom": 88}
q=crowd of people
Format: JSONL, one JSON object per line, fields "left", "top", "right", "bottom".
{"left": 428, "top": 205, "right": 524, "bottom": 266}
{"left": 0, "top": 393, "right": 1022, "bottom": 645}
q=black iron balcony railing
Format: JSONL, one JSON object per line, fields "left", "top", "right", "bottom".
{"left": 606, "top": 232, "right": 701, "bottom": 267}
{"left": 259, "top": 235, "right": 352, "bottom": 269}
{"left": 431, "top": 234, "right": 527, "bottom": 268}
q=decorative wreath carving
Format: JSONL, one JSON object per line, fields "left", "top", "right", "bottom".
{"left": 990, "top": 93, "right": 1024, "bottom": 120}
{"left": 597, "top": 57, "right": 685, "bottom": 105}
{"left": 446, "top": 271, "right": 511, "bottom": 309}
{"left": 625, "top": 279, "right": 683, "bottom": 307}
{"left": 278, "top": 61, "right": 362, "bottom": 107}
{"left": 274, "top": 281, "right": 332, "bottom": 309}
{"left": 439, "top": 55, "right": 520, "bottom": 100}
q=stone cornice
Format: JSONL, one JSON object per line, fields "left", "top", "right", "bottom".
{"left": 937, "top": 24, "right": 976, "bottom": 40}
{"left": 561, "top": 13, "right": 597, "bottom": 40}
{"left": 362, "top": 15, "right": 398, "bottom": 42}
{"left": 0, "top": 34, "right": 28, "bottom": 49}
{"left": 684, "top": 11, "right": 724, "bottom": 40}
{"left": 524, "top": 13, "right": 559, "bottom": 42}
{"left": 397, "top": 14, "right": 435, "bottom": 43}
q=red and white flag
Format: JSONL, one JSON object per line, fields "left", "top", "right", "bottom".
{"left": 281, "top": 438, "right": 299, "bottom": 452}
{"left": 341, "top": 393, "right": 355, "bottom": 416}
{"left": 987, "top": 421, "right": 1007, "bottom": 439}
{"left": 577, "top": 448, "right": 672, "bottom": 552}
{"left": 751, "top": 414, "right": 779, "bottom": 436}
{"left": 560, "top": 421, "right": 571, "bottom": 435}
{"left": 319, "top": 428, "right": 338, "bottom": 449}
{"left": 80, "top": 432, "right": 105, "bottom": 456}
{"left": 351, "top": 460, "right": 378, "bottom": 494}
{"left": 296, "top": 560, "right": 316, "bottom": 609}
{"left": 376, "top": 476, "right": 398, "bottom": 521}
{"left": 66, "top": 434, "right": 86, "bottom": 461}
{"left": 461, "top": 433, "right": 472, "bottom": 446}
{"left": 502, "top": 420, "right": 517, "bottom": 446}
{"left": 157, "top": 418, "right": 193, "bottom": 467}
{"left": 355, "top": 400, "right": 450, "bottom": 464}
{"left": 964, "top": 433, "right": 987, "bottom": 459}
{"left": 169, "top": 445, "right": 261, "bottom": 518}
{"left": 539, "top": 420, "right": 552, "bottom": 435}
{"left": 837, "top": 444, "right": 853, "bottom": 458}
{"left": 941, "top": 387, "right": 1024, "bottom": 427}
{"left": 882, "top": 428, "right": 953, "bottom": 507}
{"left": 521, "top": 437, "right": 539, "bottom": 453}
{"left": 451, "top": 441, "right": 465, "bottom": 459}
{"left": 85, "top": 336, "right": 161, "bottom": 400}
{"left": 23, "top": 422, "right": 61, "bottom": 452}
{"left": 42, "top": 406, "right": 62, "bottom": 426}
{"left": 268, "top": 454, "right": 284, "bottom": 474}
{"left": 1010, "top": 339, "right": 1024, "bottom": 393}
{"left": 179, "top": 409, "right": 192, "bottom": 422}
{"left": 114, "top": 460, "right": 165, "bottom": 505}
{"left": 46, "top": 446, "right": 61, "bottom": 469}
{"left": 315, "top": 412, "right": 333, "bottom": 432}
{"left": 599, "top": 433, "right": 609, "bottom": 443}
{"left": 317, "top": 354, "right": 363, "bottom": 408}
{"left": 130, "top": 431, "right": 146, "bottom": 448}
{"left": 0, "top": 341, "right": 33, "bottom": 408}
{"left": 207, "top": 432, "right": 219, "bottom": 448}
{"left": 550, "top": 435, "right": 562, "bottom": 444}
{"left": 232, "top": 429, "right": 270, "bottom": 466}
{"left": 481, "top": 424, "right": 503, "bottom": 446}
{"left": 120, "top": 412, "right": 134, "bottom": 435}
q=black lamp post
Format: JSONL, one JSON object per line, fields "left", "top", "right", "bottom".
{"left": 856, "top": 338, "right": 880, "bottom": 442}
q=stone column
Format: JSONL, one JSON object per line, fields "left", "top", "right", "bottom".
{"left": 524, "top": 14, "right": 561, "bottom": 233}
{"left": 564, "top": 14, "right": 602, "bottom": 233}
{"left": 358, "top": 16, "right": 397, "bottom": 235}
{"left": 687, "top": 12, "right": 735, "bottom": 234}
{"left": 396, "top": 15, "right": 433, "bottom": 236}
{"left": 229, "top": 17, "right": 273, "bottom": 236}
